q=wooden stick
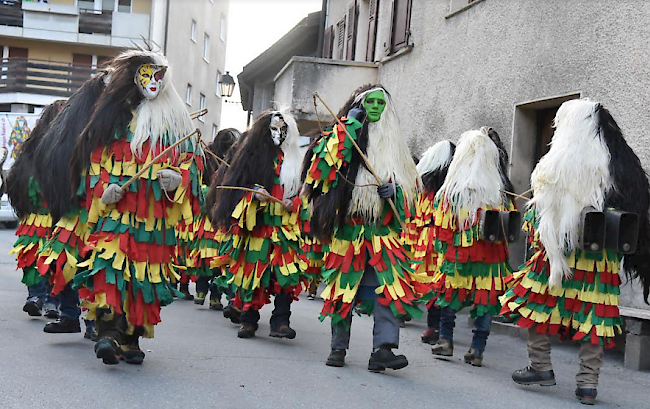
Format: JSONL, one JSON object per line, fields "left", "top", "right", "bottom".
{"left": 190, "top": 108, "right": 208, "bottom": 120}
{"left": 313, "top": 92, "right": 406, "bottom": 231}
{"left": 121, "top": 129, "right": 199, "bottom": 190}
{"left": 200, "top": 140, "right": 230, "bottom": 167}
{"left": 502, "top": 189, "right": 531, "bottom": 201}
{"left": 216, "top": 186, "right": 283, "bottom": 204}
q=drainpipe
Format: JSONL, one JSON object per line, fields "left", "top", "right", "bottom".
{"left": 316, "top": 0, "right": 327, "bottom": 57}
{"left": 163, "top": 0, "right": 170, "bottom": 55}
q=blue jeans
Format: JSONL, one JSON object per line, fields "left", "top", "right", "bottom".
{"left": 27, "top": 280, "right": 57, "bottom": 306}
{"left": 240, "top": 292, "right": 292, "bottom": 330}
{"left": 427, "top": 305, "right": 441, "bottom": 329}
{"left": 439, "top": 306, "right": 492, "bottom": 351}
{"left": 58, "top": 282, "right": 81, "bottom": 320}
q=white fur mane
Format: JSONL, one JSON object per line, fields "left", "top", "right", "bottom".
{"left": 530, "top": 98, "right": 612, "bottom": 288}
{"left": 275, "top": 109, "right": 303, "bottom": 200}
{"left": 438, "top": 127, "right": 503, "bottom": 226}
{"left": 129, "top": 52, "right": 196, "bottom": 157}
{"left": 417, "top": 139, "right": 454, "bottom": 176}
{"left": 348, "top": 87, "right": 420, "bottom": 222}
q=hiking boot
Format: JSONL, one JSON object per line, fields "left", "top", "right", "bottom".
{"left": 307, "top": 293, "right": 316, "bottom": 301}
{"left": 368, "top": 347, "right": 408, "bottom": 372}
{"left": 43, "top": 317, "right": 81, "bottom": 333}
{"left": 209, "top": 299, "right": 224, "bottom": 311}
{"left": 575, "top": 387, "right": 597, "bottom": 405}
{"left": 269, "top": 325, "right": 296, "bottom": 339}
{"left": 421, "top": 328, "right": 439, "bottom": 344}
{"left": 223, "top": 304, "right": 241, "bottom": 324}
{"left": 237, "top": 324, "right": 257, "bottom": 338}
{"left": 94, "top": 337, "right": 122, "bottom": 365}
{"left": 121, "top": 335, "right": 145, "bottom": 365}
{"left": 84, "top": 320, "right": 98, "bottom": 341}
{"left": 431, "top": 338, "right": 453, "bottom": 357}
{"left": 325, "top": 349, "right": 346, "bottom": 367}
{"left": 23, "top": 299, "right": 42, "bottom": 317}
{"left": 43, "top": 302, "right": 59, "bottom": 319}
{"left": 512, "top": 365, "right": 556, "bottom": 386}
{"left": 179, "top": 283, "right": 194, "bottom": 301}
{"left": 463, "top": 348, "right": 484, "bottom": 367}
{"left": 194, "top": 292, "right": 207, "bottom": 305}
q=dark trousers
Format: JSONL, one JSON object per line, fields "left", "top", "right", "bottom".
{"left": 439, "top": 306, "right": 492, "bottom": 351}
{"left": 195, "top": 276, "right": 222, "bottom": 300}
{"left": 58, "top": 282, "right": 81, "bottom": 320}
{"left": 241, "top": 292, "right": 292, "bottom": 330}
{"left": 27, "top": 280, "right": 56, "bottom": 306}
{"left": 427, "top": 305, "right": 441, "bottom": 329}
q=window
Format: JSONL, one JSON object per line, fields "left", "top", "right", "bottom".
{"left": 220, "top": 15, "right": 227, "bottom": 42}
{"left": 212, "top": 124, "right": 218, "bottom": 139}
{"left": 215, "top": 70, "right": 222, "bottom": 97}
{"left": 199, "top": 93, "right": 206, "bottom": 122}
{"left": 203, "top": 34, "right": 210, "bottom": 62}
{"left": 190, "top": 20, "right": 196, "bottom": 42}
{"left": 117, "top": 0, "right": 131, "bottom": 13}
{"left": 390, "top": 0, "right": 412, "bottom": 54}
{"left": 186, "top": 84, "right": 192, "bottom": 106}
{"left": 336, "top": 18, "right": 346, "bottom": 60}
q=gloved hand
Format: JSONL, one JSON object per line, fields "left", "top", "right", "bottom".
{"left": 254, "top": 187, "right": 270, "bottom": 202}
{"left": 346, "top": 106, "right": 367, "bottom": 124}
{"left": 101, "top": 184, "right": 125, "bottom": 205}
{"left": 157, "top": 169, "right": 182, "bottom": 192}
{"left": 377, "top": 183, "right": 395, "bottom": 199}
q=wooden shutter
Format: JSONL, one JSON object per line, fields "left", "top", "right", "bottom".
{"left": 390, "top": 0, "right": 412, "bottom": 53}
{"left": 366, "top": 0, "right": 379, "bottom": 61}
{"left": 345, "top": 2, "right": 358, "bottom": 61}
{"left": 336, "top": 18, "right": 346, "bottom": 60}
{"left": 322, "top": 25, "right": 334, "bottom": 59}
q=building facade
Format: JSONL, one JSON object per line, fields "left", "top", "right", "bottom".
{"left": 0, "top": 0, "right": 228, "bottom": 139}
{"left": 244, "top": 0, "right": 650, "bottom": 308}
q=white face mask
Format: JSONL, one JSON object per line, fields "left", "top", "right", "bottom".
{"left": 269, "top": 114, "right": 288, "bottom": 146}
{"left": 135, "top": 64, "right": 166, "bottom": 100}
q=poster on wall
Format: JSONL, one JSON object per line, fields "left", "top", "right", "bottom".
{"left": 0, "top": 113, "right": 40, "bottom": 170}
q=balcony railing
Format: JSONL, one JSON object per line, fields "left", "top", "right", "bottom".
{"left": 78, "top": 8, "right": 112, "bottom": 35}
{"left": 0, "top": 1, "right": 23, "bottom": 27}
{"left": 0, "top": 58, "right": 96, "bottom": 97}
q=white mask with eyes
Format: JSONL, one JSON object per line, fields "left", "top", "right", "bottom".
{"left": 269, "top": 114, "right": 288, "bottom": 146}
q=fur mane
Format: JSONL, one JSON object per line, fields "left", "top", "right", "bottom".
{"left": 418, "top": 139, "right": 455, "bottom": 194}
{"left": 203, "top": 128, "right": 240, "bottom": 185}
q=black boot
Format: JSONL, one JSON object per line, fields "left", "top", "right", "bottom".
{"left": 512, "top": 365, "right": 556, "bottom": 386}
{"left": 237, "top": 323, "right": 257, "bottom": 338}
{"left": 269, "top": 325, "right": 296, "bottom": 339}
{"left": 23, "top": 299, "right": 42, "bottom": 317}
{"left": 223, "top": 303, "right": 241, "bottom": 324}
{"left": 575, "top": 387, "right": 597, "bottom": 405}
{"left": 179, "top": 283, "right": 194, "bottom": 301}
{"left": 44, "top": 317, "right": 81, "bottom": 333}
{"left": 84, "top": 320, "right": 98, "bottom": 341}
{"left": 94, "top": 309, "right": 125, "bottom": 365}
{"left": 121, "top": 332, "right": 145, "bottom": 365}
{"left": 43, "top": 302, "right": 60, "bottom": 319}
{"left": 325, "top": 349, "right": 346, "bottom": 367}
{"left": 368, "top": 347, "right": 408, "bottom": 372}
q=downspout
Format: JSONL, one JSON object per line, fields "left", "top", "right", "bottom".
{"left": 316, "top": 0, "right": 327, "bottom": 57}
{"left": 163, "top": 0, "right": 170, "bottom": 55}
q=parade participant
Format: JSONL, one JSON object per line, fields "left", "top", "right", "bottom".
{"left": 191, "top": 127, "right": 239, "bottom": 310}
{"left": 429, "top": 127, "right": 515, "bottom": 367}
{"left": 7, "top": 101, "right": 64, "bottom": 318}
{"left": 208, "top": 111, "right": 308, "bottom": 339}
{"left": 410, "top": 140, "right": 456, "bottom": 344}
{"left": 303, "top": 84, "right": 430, "bottom": 372}
{"left": 501, "top": 99, "right": 650, "bottom": 405}
{"left": 70, "top": 48, "right": 203, "bottom": 365}
{"left": 33, "top": 69, "right": 112, "bottom": 338}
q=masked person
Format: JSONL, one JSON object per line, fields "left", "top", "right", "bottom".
{"left": 500, "top": 99, "right": 650, "bottom": 405}
{"left": 208, "top": 111, "right": 308, "bottom": 339}
{"left": 429, "top": 127, "right": 515, "bottom": 367}
{"left": 70, "top": 49, "right": 203, "bottom": 365}
{"left": 7, "top": 101, "right": 64, "bottom": 318}
{"left": 303, "top": 84, "right": 431, "bottom": 372}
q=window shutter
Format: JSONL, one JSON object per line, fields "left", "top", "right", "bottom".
{"left": 323, "top": 25, "right": 334, "bottom": 59}
{"left": 346, "top": 2, "right": 358, "bottom": 61}
{"left": 336, "top": 18, "right": 346, "bottom": 60}
{"left": 366, "top": 0, "right": 379, "bottom": 61}
{"left": 390, "top": 0, "right": 412, "bottom": 53}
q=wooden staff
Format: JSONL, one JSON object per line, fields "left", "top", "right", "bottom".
{"left": 313, "top": 92, "right": 406, "bottom": 231}
{"left": 190, "top": 108, "right": 208, "bottom": 120}
{"left": 200, "top": 140, "right": 230, "bottom": 167}
{"left": 121, "top": 129, "right": 199, "bottom": 190}
{"left": 216, "top": 186, "right": 284, "bottom": 205}
{"left": 502, "top": 190, "right": 532, "bottom": 201}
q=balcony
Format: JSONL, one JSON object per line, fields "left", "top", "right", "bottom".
{"left": 0, "top": 1, "right": 151, "bottom": 48}
{"left": 273, "top": 56, "right": 378, "bottom": 125}
{"left": 0, "top": 58, "right": 95, "bottom": 98}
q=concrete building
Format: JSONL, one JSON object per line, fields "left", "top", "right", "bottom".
{"left": 241, "top": 0, "right": 650, "bottom": 310}
{"left": 0, "top": 0, "right": 228, "bottom": 138}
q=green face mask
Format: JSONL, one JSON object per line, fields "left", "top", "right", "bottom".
{"left": 363, "top": 90, "right": 387, "bottom": 123}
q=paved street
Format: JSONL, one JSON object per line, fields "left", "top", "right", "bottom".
{"left": 0, "top": 228, "right": 648, "bottom": 409}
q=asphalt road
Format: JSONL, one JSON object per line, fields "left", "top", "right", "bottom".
{"left": 0, "top": 227, "right": 648, "bottom": 409}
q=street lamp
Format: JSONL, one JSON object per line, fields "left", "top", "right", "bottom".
{"left": 218, "top": 71, "right": 235, "bottom": 98}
